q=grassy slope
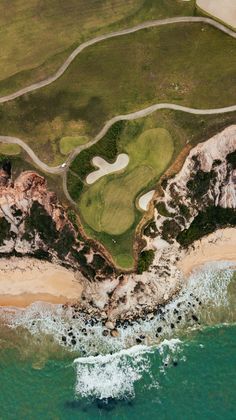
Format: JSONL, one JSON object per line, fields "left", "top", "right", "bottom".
{"left": 59, "top": 136, "right": 88, "bottom": 155}
{"left": 0, "top": 0, "right": 144, "bottom": 84}
{"left": 0, "top": 0, "right": 195, "bottom": 92}
{"left": 0, "top": 22, "right": 235, "bottom": 164}
{"left": 69, "top": 110, "right": 236, "bottom": 268}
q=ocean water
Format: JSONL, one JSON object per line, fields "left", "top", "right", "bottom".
{"left": 0, "top": 262, "right": 236, "bottom": 420}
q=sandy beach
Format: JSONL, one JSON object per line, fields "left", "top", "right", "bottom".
{"left": 178, "top": 228, "right": 236, "bottom": 277}
{"left": 0, "top": 257, "right": 83, "bottom": 308}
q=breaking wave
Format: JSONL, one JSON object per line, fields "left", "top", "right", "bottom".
{"left": 0, "top": 261, "right": 235, "bottom": 400}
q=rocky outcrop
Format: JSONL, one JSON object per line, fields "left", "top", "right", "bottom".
{"left": 0, "top": 125, "right": 235, "bottom": 325}
{"left": 0, "top": 166, "right": 114, "bottom": 282}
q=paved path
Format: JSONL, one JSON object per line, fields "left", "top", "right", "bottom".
{"left": 0, "top": 16, "right": 235, "bottom": 104}
{"left": 1, "top": 102, "right": 236, "bottom": 177}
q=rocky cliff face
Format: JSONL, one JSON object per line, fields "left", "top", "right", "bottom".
{"left": 0, "top": 167, "right": 114, "bottom": 282}
{"left": 0, "top": 125, "right": 235, "bottom": 323}
{"left": 80, "top": 125, "right": 236, "bottom": 321}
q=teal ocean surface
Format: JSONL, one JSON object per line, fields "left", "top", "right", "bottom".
{"left": 0, "top": 262, "right": 236, "bottom": 420}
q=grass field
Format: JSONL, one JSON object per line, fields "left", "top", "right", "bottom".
{"left": 59, "top": 135, "right": 88, "bottom": 155}
{"left": 0, "top": 21, "right": 235, "bottom": 164}
{"left": 0, "top": 1, "right": 195, "bottom": 93}
{"left": 0, "top": 144, "right": 21, "bottom": 155}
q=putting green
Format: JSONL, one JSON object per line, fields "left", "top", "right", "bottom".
{"left": 60, "top": 136, "right": 88, "bottom": 155}
{"left": 79, "top": 128, "right": 174, "bottom": 235}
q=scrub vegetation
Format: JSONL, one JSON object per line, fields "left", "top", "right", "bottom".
{"left": 177, "top": 207, "right": 236, "bottom": 247}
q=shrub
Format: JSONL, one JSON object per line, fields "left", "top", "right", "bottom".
{"left": 156, "top": 201, "right": 173, "bottom": 217}
{"left": 0, "top": 218, "right": 11, "bottom": 245}
{"left": 187, "top": 170, "right": 214, "bottom": 199}
{"left": 177, "top": 206, "right": 236, "bottom": 247}
{"left": 226, "top": 151, "right": 236, "bottom": 169}
{"left": 137, "top": 249, "right": 155, "bottom": 274}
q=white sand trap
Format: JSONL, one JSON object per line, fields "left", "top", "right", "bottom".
{"left": 138, "top": 190, "right": 155, "bottom": 211}
{"left": 197, "top": 0, "right": 236, "bottom": 29}
{"left": 86, "top": 153, "right": 129, "bottom": 184}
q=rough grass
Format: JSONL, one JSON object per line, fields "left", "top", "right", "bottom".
{"left": 59, "top": 136, "right": 88, "bottom": 155}
{"left": 0, "top": 0, "right": 144, "bottom": 84}
{"left": 0, "top": 143, "right": 21, "bottom": 155}
{"left": 0, "top": 22, "right": 235, "bottom": 164}
{"left": 0, "top": 0, "right": 195, "bottom": 92}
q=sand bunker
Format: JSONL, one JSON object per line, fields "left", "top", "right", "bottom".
{"left": 0, "top": 257, "right": 83, "bottom": 307}
{"left": 197, "top": 0, "right": 236, "bottom": 29}
{"left": 86, "top": 154, "right": 129, "bottom": 184}
{"left": 138, "top": 190, "right": 155, "bottom": 211}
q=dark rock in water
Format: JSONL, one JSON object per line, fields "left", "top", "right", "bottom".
{"left": 157, "top": 326, "right": 162, "bottom": 333}
{"left": 102, "top": 330, "right": 109, "bottom": 337}
{"left": 155, "top": 333, "right": 159, "bottom": 337}
{"left": 82, "top": 328, "right": 87, "bottom": 333}
{"left": 192, "top": 315, "right": 198, "bottom": 322}
{"left": 71, "top": 339, "right": 77, "bottom": 345}
{"left": 170, "top": 323, "right": 175, "bottom": 329}
{"left": 62, "top": 336, "right": 67, "bottom": 342}
{"left": 173, "top": 309, "right": 178, "bottom": 315}
{"left": 173, "top": 361, "right": 178, "bottom": 367}
{"left": 96, "top": 397, "right": 117, "bottom": 411}
{"left": 136, "top": 338, "right": 142, "bottom": 344}
{"left": 68, "top": 331, "right": 73, "bottom": 337}
{"left": 178, "top": 315, "right": 182, "bottom": 321}
{"left": 139, "top": 334, "right": 145, "bottom": 340}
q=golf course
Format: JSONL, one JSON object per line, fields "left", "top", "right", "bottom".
{"left": 0, "top": 0, "right": 235, "bottom": 268}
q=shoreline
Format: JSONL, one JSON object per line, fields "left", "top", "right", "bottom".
{"left": 0, "top": 257, "right": 83, "bottom": 308}
{"left": 178, "top": 228, "right": 236, "bottom": 277}
{"left": 0, "top": 228, "right": 235, "bottom": 311}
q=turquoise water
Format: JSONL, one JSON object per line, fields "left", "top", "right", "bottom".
{"left": 0, "top": 263, "right": 236, "bottom": 420}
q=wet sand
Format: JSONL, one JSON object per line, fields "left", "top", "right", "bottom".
{"left": 178, "top": 228, "right": 236, "bottom": 276}
{"left": 0, "top": 257, "right": 83, "bottom": 308}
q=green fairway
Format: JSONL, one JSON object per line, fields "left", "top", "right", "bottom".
{"left": 0, "top": 21, "right": 235, "bottom": 164}
{"left": 59, "top": 135, "right": 88, "bottom": 155}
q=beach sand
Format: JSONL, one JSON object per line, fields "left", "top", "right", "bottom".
{"left": 0, "top": 257, "right": 83, "bottom": 308}
{"left": 178, "top": 228, "right": 236, "bottom": 277}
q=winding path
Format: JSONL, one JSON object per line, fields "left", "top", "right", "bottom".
{"left": 0, "top": 15, "right": 235, "bottom": 204}
{"left": 1, "top": 102, "right": 236, "bottom": 178}
{"left": 0, "top": 16, "right": 235, "bottom": 104}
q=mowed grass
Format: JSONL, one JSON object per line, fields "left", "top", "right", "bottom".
{"left": 59, "top": 136, "right": 88, "bottom": 155}
{"left": 0, "top": 22, "right": 235, "bottom": 164}
{"left": 0, "top": 143, "right": 21, "bottom": 155}
{"left": 79, "top": 128, "right": 173, "bottom": 235}
{"left": 0, "top": 0, "right": 195, "bottom": 93}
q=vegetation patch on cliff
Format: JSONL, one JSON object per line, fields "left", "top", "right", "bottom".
{"left": 177, "top": 206, "right": 236, "bottom": 247}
